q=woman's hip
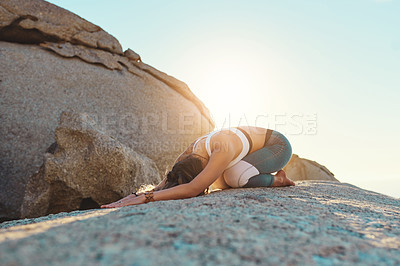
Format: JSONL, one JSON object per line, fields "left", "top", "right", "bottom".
{"left": 223, "top": 130, "right": 293, "bottom": 187}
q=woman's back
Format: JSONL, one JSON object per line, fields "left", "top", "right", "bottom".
{"left": 192, "top": 126, "right": 273, "bottom": 190}
{"left": 192, "top": 126, "right": 270, "bottom": 159}
{"left": 236, "top": 126, "right": 270, "bottom": 153}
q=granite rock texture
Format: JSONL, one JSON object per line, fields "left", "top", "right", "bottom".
{"left": 0, "top": 181, "right": 399, "bottom": 265}
{"left": 284, "top": 154, "right": 338, "bottom": 182}
{"left": 20, "top": 111, "right": 162, "bottom": 219}
{"left": 0, "top": 0, "right": 213, "bottom": 221}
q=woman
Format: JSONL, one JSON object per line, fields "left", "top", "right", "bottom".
{"left": 101, "top": 126, "right": 295, "bottom": 208}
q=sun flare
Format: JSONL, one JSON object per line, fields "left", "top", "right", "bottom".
{"left": 194, "top": 51, "right": 276, "bottom": 129}
{"left": 179, "top": 36, "right": 287, "bottom": 129}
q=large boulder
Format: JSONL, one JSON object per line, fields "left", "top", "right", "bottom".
{"left": 0, "top": 0, "right": 214, "bottom": 221}
{"left": 21, "top": 111, "right": 162, "bottom": 218}
{"left": 283, "top": 154, "right": 338, "bottom": 182}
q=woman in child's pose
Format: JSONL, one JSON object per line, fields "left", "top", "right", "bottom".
{"left": 101, "top": 126, "right": 294, "bottom": 208}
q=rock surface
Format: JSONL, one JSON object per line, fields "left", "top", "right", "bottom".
{"left": 20, "top": 111, "right": 161, "bottom": 219}
{"left": 0, "top": 0, "right": 122, "bottom": 54}
{"left": 124, "top": 48, "right": 141, "bottom": 62}
{"left": 0, "top": 181, "right": 399, "bottom": 265}
{"left": 0, "top": 0, "right": 214, "bottom": 221}
{"left": 284, "top": 154, "right": 338, "bottom": 182}
{"left": 40, "top": 42, "right": 124, "bottom": 71}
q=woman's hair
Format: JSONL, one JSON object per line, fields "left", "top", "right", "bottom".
{"left": 161, "top": 155, "right": 208, "bottom": 196}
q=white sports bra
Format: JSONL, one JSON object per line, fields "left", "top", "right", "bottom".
{"left": 192, "top": 127, "right": 251, "bottom": 169}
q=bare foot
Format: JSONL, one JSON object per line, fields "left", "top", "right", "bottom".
{"left": 272, "top": 169, "right": 295, "bottom": 187}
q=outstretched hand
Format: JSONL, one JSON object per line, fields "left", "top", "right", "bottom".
{"left": 101, "top": 193, "right": 143, "bottom": 208}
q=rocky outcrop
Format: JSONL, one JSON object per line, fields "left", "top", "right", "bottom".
{"left": 0, "top": 0, "right": 212, "bottom": 122}
{"left": 0, "top": 0, "right": 122, "bottom": 53}
{"left": 124, "top": 48, "right": 141, "bottom": 62}
{"left": 284, "top": 154, "right": 338, "bottom": 182}
{"left": 1, "top": 182, "right": 399, "bottom": 265}
{"left": 0, "top": 0, "right": 214, "bottom": 221}
{"left": 20, "top": 111, "right": 161, "bottom": 218}
{"left": 38, "top": 41, "right": 212, "bottom": 116}
{"left": 40, "top": 42, "right": 125, "bottom": 71}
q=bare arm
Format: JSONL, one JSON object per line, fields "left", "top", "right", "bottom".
{"left": 101, "top": 135, "right": 236, "bottom": 208}
{"left": 149, "top": 145, "right": 235, "bottom": 200}
{"left": 157, "top": 133, "right": 236, "bottom": 198}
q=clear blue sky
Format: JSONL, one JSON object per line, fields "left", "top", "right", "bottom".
{"left": 47, "top": 0, "right": 400, "bottom": 198}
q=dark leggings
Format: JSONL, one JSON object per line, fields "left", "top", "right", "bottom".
{"left": 223, "top": 130, "right": 292, "bottom": 188}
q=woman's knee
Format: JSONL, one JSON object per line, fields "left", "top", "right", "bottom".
{"left": 223, "top": 161, "right": 260, "bottom": 188}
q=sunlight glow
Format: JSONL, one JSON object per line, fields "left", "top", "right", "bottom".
{"left": 182, "top": 38, "right": 282, "bottom": 129}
